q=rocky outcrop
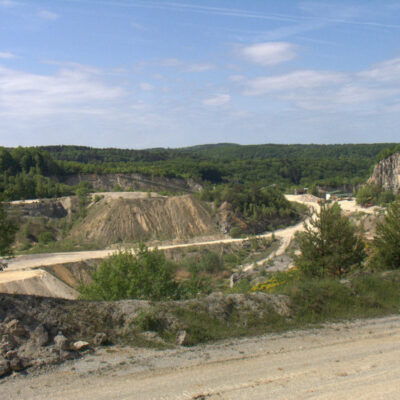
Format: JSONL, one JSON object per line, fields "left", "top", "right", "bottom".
{"left": 369, "top": 152, "right": 400, "bottom": 193}
{"left": 0, "top": 292, "right": 292, "bottom": 376}
{"left": 58, "top": 173, "right": 202, "bottom": 193}
{"left": 8, "top": 198, "right": 69, "bottom": 219}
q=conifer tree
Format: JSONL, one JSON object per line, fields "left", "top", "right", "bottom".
{"left": 295, "top": 203, "right": 365, "bottom": 277}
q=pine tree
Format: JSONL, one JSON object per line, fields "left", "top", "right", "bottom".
{"left": 295, "top": 203, "right": 365, "bottom": 278}
{"left": 0, "top": 202, "right": 17, "bottom": 271}
{"left": 371, "top": 201, "right": 400, "bottom": 269}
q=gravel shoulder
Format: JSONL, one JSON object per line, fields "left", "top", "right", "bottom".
{"left": 2, "top": 315, "right": 400, "bottom": 399}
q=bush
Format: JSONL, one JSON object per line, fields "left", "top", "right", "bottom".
{"left": 37, "top": 231, "right": 55, "bottom": 244}
{"left": 295, "top": 203, "right": 365, "bottom": 278}
{"left": 370, "top": 201, "right": 400, "bottom": 269}
{"left": 79, "top": 245, "right": 182, "bottom": 301}
{"left": 186, "top": 251, "right": 225, "bottom": 274}
{"left": 229, "top": 227, "right": 243, "bottom": 238}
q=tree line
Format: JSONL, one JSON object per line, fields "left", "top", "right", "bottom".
{"left": 0, "top": 143, "right": 398, "bottom": 200}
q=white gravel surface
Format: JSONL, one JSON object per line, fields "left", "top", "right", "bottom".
{"left": 1, "top": 315, "right": 400, "bottom": 399}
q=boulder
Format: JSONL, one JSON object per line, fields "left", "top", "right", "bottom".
{"left": 9, "top": 356, "right": 24, "bottom": 372}
{"left": 6, "top": 320, "right": 27, "bottom": 338}
{"left": 31, "top": 325, "right": 49, "bottom": 347}
{"left": 54, "top": 333, "right": 69, "bottom": 351}
{"left": 176, "top": 330, "right": 190, "bottom": 346}
{"left": 0, "top": 358, "right": 10, "bottom": 377}
{"left": 72, "top": 341, "right": 90, "bottom": 351}
{"left": 93, "top": 333, "right": 108, "bottom": 346}
{"left": 0, "top": 335, "right": 16, "bottom": 355}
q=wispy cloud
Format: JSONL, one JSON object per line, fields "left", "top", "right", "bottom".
{"left": 139, "top": 82, "right": 154, "bottom": 91}
{"left": 0, "top": 65, "right": 124, "bottom": 118}
{"left": 241, "top": 42, "right": 297, "bottom": 66}
{"left": 203, "top": 93, "right": 231, "bottom": 106}
{"left": 185, "top": 63, "right": 214, "bottom": 72}
{"left": 159, "top": 58, "right": 181, "bottom": 67}
{"left": 358, "top": 57, "right": 400, "bottom": 82}
{"left": 0, "top": 52, "right": 16, "bottom": 59}
{"left": 245, "top": 70, "right": 346, "bottom": 95}
{"left": 38, "top": 10, "right": 59, "bottom": 20}
{"left": 67, "top": 1, "right": 400, "bottom": 31}
{"left": 240, "top": 55, "right": 400, "bottom": 112}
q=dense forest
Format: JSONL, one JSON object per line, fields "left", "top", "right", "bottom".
{"left": 0, "top": 143, "right": 397, "bottom": 200}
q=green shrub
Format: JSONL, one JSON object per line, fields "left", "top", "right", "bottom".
{"left": 38, "top": 231, "right": 55, "bottom": 244}
{"left": 79, "top": 245, "right": 181, "bottom": 301}
{"left": 229, "top": 227, "right": 243, "bottom": 238}
{"left": 186, "top": 251, "right": 225, "bottom": 274}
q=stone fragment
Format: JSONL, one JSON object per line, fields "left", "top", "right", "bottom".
{"left": 0, "top": 358, "right": 10, "bottom": 377}
{"left": 93, "top": 333, "right": 108, "bottom": 346}
{"left": 72, "top": 341, "right": 90, "bottom": 351}
{"left": 176, "top": 330, "right": 190, "bottom": 346}
{"left": 9, "top": 356, "right": 24, "bottom": 372}
{"left": 54, "top": 333, "right": 69, "bottom": 351}
{"left": 5, "top": 350, "right": 18, "bottom": 360}
{"left": 32, "top": 325, "right": 49, "bottom": 347}
{"left": 6, "top": 320, "right": 27, "bottom": 338}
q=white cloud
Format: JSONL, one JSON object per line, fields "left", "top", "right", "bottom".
{"left": 186, "top": 63, "right": 214, "bottom": 72}
{"left": 160, "top": 58, "right": 181, "bottom": 67}
{"left": 245, "top": 70, "right": 346, "bottom": 95}
{"left": 241, "top": 42, "right": 297, "bottom": 66}
{"left": 139, "top": 82, "right": 154, "bottom": 91}
{"left": 38, "top": 10, "right": 59, "bottom": 20}
{"left": 0, "top": 52, "right": 16, "bottom": 59}
{"left": 359, "top": 57, "right": 400, "bottom": 82}
{"left": 203, "top": 94, "right": 231, "bottom": 106}
{"left": 240, "top": 55, "right": 400, "bottom": 112}
{"left": 228, "top": 75, "right": 244, "bottom": 82}
{"left": 0, "top": 65, "right": 124, "bottom": 118}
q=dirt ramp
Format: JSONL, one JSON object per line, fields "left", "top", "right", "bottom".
{"left": 0, "top": 270, "right": 78, "bottom": 299}
{"left": 71, "top": 194, "right": 217, "bottom": 245}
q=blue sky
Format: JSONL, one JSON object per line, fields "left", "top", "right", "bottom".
{"left": 0, "top": 0, "right": 400, "bottom": 148}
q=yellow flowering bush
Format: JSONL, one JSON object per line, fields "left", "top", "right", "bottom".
{"left": 251, "top": 268, "right": 300, "bottom": 293}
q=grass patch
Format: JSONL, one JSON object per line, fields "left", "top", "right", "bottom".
{"left": 254, "top": 270, "right": 400, "bottom": 327}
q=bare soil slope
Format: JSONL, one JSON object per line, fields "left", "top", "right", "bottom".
{"left": 71, "top": 194, "right": 218, "bottom": 245}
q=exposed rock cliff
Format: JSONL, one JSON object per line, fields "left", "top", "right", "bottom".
{"left": 58, "top": 173, "right": 202, "bottom": 193}
{"left": 369, "top": 152, "right": 400, "bottom": 193}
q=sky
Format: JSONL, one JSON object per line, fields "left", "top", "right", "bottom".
{"left": 0, "top": 0, "right": 400, "bottom": 149}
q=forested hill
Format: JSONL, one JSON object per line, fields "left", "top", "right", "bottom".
{"left": 0, "top": 143, "right": 397, "bottom": 200}
{"left": 40, "top": 143, "right": 395, "bottom": 163}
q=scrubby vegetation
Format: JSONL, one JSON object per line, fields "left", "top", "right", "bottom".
{"left": 356, "top": 183, "right": 397, "bottom": 206}
{"left": 201, "top": 183, "right": 305, "bottom": 234}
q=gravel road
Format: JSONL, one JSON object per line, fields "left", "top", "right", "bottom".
{"left": 1, "top": 315, "right": 399, "bottom": 399}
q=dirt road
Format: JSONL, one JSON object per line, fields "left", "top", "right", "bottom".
{"left": 2, "top": 315, "right": 399, "bottom": 399}
{"left": 1, "top": 195, "right": 381, "bottom": 298}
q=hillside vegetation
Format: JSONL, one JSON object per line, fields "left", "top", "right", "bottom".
{"left": 0, "top": 143, "right": 396, "bottom": 200}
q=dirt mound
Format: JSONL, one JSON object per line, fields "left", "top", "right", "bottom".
{"left": 0, "top": 270, "right": 78, "bottom": 300}
{"left": 71, "top": 194, "right": 217, "bottom": 245}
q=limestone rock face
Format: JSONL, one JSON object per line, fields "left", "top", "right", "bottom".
{"left": 369, "top": 153, "right": 400, "bottom": 193}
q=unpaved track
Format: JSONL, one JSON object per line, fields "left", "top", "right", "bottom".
{"left": 1, "top": 196, "right": 381, "bottom": 298}
{"left": 2, "top": 315, "right": 400, "bottom": 399}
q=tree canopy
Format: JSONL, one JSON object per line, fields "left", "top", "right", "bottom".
{"left": 295, "top": 203, "right": 365, "bottom": 278}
